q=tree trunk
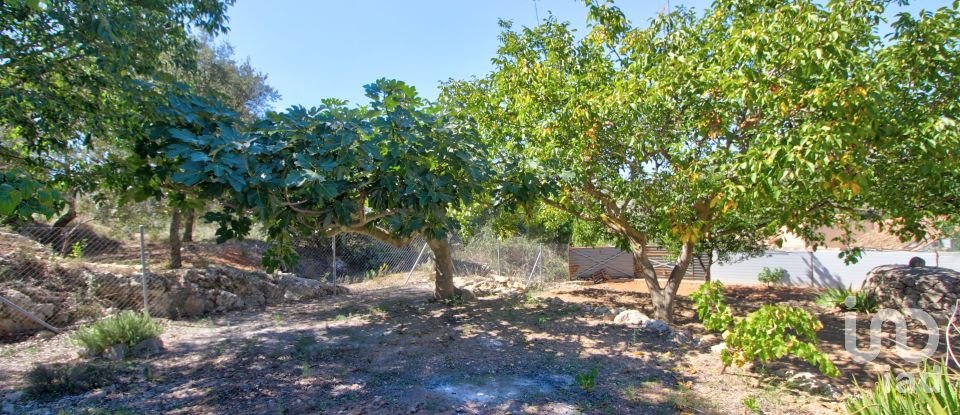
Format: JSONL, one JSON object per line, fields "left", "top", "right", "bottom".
{"left": 697, "top": 251, "right": 713, "bottom": 282}
{"left": 631, "top": 240, "right": 695, "bottom": 323}
{"left": 52, "top": 194, "right": 76, "bottom": 228}
{"left": 427, "top": 238, "right": 458, "bottom": 300}
{"left": 182, "top": 208, "right": 195, "bottom": 242}
{"left": 169, "top": 208, "right": 183, "bottom": 269}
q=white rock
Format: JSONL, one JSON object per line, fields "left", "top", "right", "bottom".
{"left": 710, "top": 342, "right": 727, "bottom": 354}
{"left": 613, "top": 310, "right": 650, "bottom": 325}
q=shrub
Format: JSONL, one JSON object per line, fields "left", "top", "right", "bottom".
{"left": 721, "top": 305, "right": 840, "bottom": 377}
{"left": 24, "top": 361, "right": 118, "bottom": 399}
{"left": 845, "top": 361, "right": 959, "bottom": 414}
{"left": 72, "top": 311, "right": 162, "bottom": 355}
{"left": 757, "top": 267, "right": 787, "bottom": 286}
{"left": 815, "top": 286, "right": 878, "bottom": 313}
{"left": 689, "top": 281, "right": 734, "bottom": 332}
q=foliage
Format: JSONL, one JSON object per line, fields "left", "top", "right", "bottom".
{"left": 448, "top": 0, "right": 960, "bottom": 320}
{"left": 845, "top": 361, "right": 960, "bottom": 415}
{"left": 24, "top": 361, "right": 119, "bottom": 400}
{"left": 757, "top": 267, "right": 788, "bottom": 286}
{"left": 71, "top": 311, "right": 163, "bottom": 355}
{"left": 0, "top": 169, "right": 62, "bottom": 222}
{"left": 576, "top": 367, "right": 599, "bottom": 391}
{"left": 721, "top": 305, "right": 840, "bottom": 377}
{"left": 815, "top": 286, "right": 878, "bottom": 313}
{"left": 0, "top": 0, "right": 233, "bottom": 221}
{"left": 689, "top": 281, "right": 733, "bottom": 332}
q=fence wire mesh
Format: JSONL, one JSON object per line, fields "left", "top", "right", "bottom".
{"left": 1, "top": 223, "right": 568, "bottom": 341}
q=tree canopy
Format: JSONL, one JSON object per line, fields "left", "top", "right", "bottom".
{"left": 447, "top": 0, "right": 960, "bottom": 320}
{"left": 137, "top": 79, "right": 491, "bottom": 298}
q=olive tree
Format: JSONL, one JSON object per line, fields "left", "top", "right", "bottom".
{"left": 449, "top": 0, "right": 960, "bottom": 321}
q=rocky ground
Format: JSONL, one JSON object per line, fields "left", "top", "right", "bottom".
{"left": 4, "top": 271, "right": 945, "bottom": 415}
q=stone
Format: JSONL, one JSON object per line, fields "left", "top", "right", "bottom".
{"left": 613, "top": 309, "right": 650, "bottom": 325}
{"left": 710, "top": 342, "right": 727, "bottom": 354}
{"left": 103, "top": 344, "right": 129, "bottom": 361}
{"left": 786, "top": 371, "right": 838, "bottom": 397}
{"left": 2, "top": 402, "right": 13, "bottom": 415}
{"left": 132, "top": 337, "right": 164, "bottom": 357}
{"left": 698, "top": 333, "right": 722, "bottom": 347}
{"left": 908, "top": 257, "right": 926, "bottom": 267}
{"left": 3, "top": 391, "right": 24, "bottom": 403}
{"left": 642, "top": 319, "right": 671, "bottom": 335}
{"left": 861, "top": 265, "right": 960, "bottom": 322}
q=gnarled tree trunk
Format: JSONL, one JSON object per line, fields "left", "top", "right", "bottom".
{"left": 427, "top": 237, "right": 458, "bottom": 300}
{"left": 631, "top": 240, "right": 695, "bottom": 323}
{"left": 169, "top": 208, "right": 182, "bottom": 269}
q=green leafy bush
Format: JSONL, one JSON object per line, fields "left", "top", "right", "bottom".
{"left": 72, "top": 311, "right": 162, "bottom": 355}
{"left": 815, "top": 286, "right": 878, "bottom": 313}
{"left": 845, "top": 362, "right": 959, "bottom": 414}
{"left": 690, "top": 281, "right": 734, "bottom": 332}
{"left": 757, "top": 267, "right": 787, "bottom": 286}
{"left": 721, "top": 305, "right": 840, "bottom": 377}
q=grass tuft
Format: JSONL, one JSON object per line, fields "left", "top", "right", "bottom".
{"left": 72, "top": 311, "right": 162, "bottom": 355}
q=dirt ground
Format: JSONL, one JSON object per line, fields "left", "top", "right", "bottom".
{"left": 0, "top": 274, "right": 951, "bottom": 414}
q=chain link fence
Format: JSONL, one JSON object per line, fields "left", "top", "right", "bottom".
{"left": 0, "top": 223, "right": 568, "bottom": 342}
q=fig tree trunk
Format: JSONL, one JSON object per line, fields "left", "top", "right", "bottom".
{"left": 182, "top": 208, "right": 195, "bottom": 242}
{"left": 427, "top": 237, "right": 458, "bottom": 300}
{"left": 169, "top": 208, "right": 182, "bottom": 269}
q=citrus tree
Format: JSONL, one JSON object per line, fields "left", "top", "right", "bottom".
{"left": 138, "top": 79, "right": 491, "bottom": 299}
{"left": 449, "top": 0, "right": 960, "bottom": 321}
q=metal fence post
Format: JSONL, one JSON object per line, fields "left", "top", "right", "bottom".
{"left": 139, "top": 225, "right": 149, "bottom": 316}
{"left": 404, "top": 242, "right": 429, "bottom": 284}
{"left": 331, "top": 235, "right": 337, "bottom": 283}
{"left": 496, "top": 236, "right": 502, "bottom": 277}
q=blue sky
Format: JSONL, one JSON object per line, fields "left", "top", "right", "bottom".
{"left": 223, "top": 0, "right": 952, "bottom": 111}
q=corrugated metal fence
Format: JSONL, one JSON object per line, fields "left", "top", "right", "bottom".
{"left": 569, "top": 246, "right": 960, "bottom": 287}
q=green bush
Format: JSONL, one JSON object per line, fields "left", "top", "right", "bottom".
{"left": 576, "top": 367, "right": 599, "bottom": 391}
{"left": 757, "top": 266, "right": 787, "bottom": 286}
{"left": 722, "top": 305, "right": 840, "bottom": 377}
{"left": 24, "top": 361, "right": 118, "bottom": 399}
{"left": 815, "top": 286, "right": 878, "bottom": 313}
{"left": 72, "top": 311, "right": 162, "bottom": 355}
{"left": 845, "top": 362, "right": 959, "bottom": 414}
{"left": 689, "top": 281, "right": 734, "bottom": 332}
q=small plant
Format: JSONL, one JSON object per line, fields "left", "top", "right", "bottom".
{"left": 71, "top": 311, "right": 162, "bottom": 356}
{"left": 70, "top": 241, "right": 86, "bottom": 259}
{"left": 576, "top": 367, "right": 599, "bottom": 391}
{"left": 845, "top": 361, "right": 959, "bottom": 414}
{"left": 689, "top": 281, "right": 734, "bottom": 332}
{"left": 815, "top": 286, "right": 878, "bottom": 313}
{"left": 364, "top": 263, "right": 390, "bottom": 280}
{"left": 757, "top": 267, "right": 787, "bottom": 287}
{"left": 24, "top": 361, "right": 119, "bottom": 399}
{"left": 743, "top": 396, "right": 762, "bottom": 414}
{"left": 722, "top": 305, "right": 839, "bottom": 377}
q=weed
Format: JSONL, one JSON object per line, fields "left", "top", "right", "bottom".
{"left": 272, "top": 313, "right": 284, "bottom": 325}
{"left": 24, "top": 361, "right": 120, "bottom": 399}
{"left": 576, "top": 367, "right": 599, "bottom": 391}
{"left": 845, "top": 361, "right": 959, "bottom": 414}
{"left": 70, "top": 241, "right": 86, "bottom": 259}
{"left": 743, "top": 396, "right": 762, "bottom": 414}
{"left": 71, "top": 311, "right": 162, "bottom": 356}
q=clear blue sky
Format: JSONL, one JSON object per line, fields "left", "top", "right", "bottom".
{"left": 223, "top": 0, "right": 952, "bottom": 111}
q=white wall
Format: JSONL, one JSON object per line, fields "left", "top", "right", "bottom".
{"left": 712, "top": 250, "right": 960, "bottom": 288}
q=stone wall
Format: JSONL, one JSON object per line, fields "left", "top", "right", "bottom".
{"left": 861, "top": 265, "right": 960, "bottom": 322}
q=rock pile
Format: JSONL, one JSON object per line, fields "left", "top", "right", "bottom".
{"left": 860, "top": 264, "right": 960, "bottom": 322}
